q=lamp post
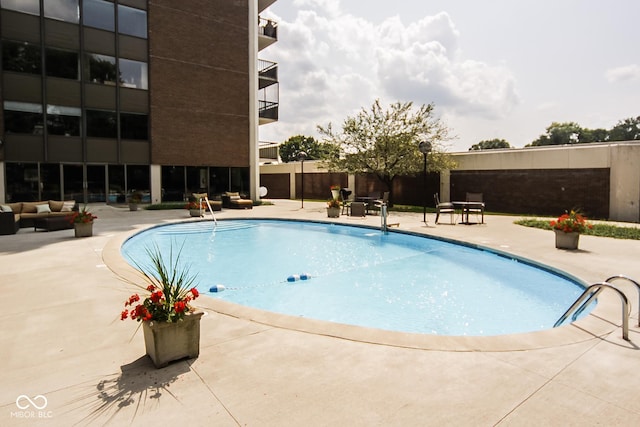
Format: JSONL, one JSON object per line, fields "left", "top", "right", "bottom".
{"left": 418, "top": 141, "right": 432, "bottom": 223}
{"left": 297, "top": 151, "right": 308, "bottom": 208}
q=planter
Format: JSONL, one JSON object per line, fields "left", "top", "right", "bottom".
{"left": 189, "top": 209, "right": 202, "bottom": 217}
{"left": 74, "top": 222, "right": 93, "bottom": 238}
{"left": 142, "top": 311, "right": 204, "bottom": 368}
{"left": 129, "top": 203, "right": 138, "bottom": 211}
{"left": 554, "top": 229, "right": 580, "bottom": 250}
{"left": 327, "top": 207, "right": 340, "bottom": 218}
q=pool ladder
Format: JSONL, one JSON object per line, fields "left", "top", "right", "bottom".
{"left": 554, "top": 275, "right": 640, "bottom": 341}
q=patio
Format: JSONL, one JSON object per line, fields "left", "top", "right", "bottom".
{"left": 1, "top": 200, "right": 639, "bottom": 425}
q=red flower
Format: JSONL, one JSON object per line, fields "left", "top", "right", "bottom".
{"left": 190, "top": 288, "right": 199, "bottom": 299}
{"left": 120, "top": 310, "right": 128, "bottom": 320}
{"left": 174, "top": 301, "right": 186, "bottom": 313}
{"left": 150, "top": 290, "right": 163, "bottom": 303}
{"left": 146, "top": 285, "right": 156, "bottom": 292}
{"left": 125, "top": 294, "right": 140, "bottom": 306}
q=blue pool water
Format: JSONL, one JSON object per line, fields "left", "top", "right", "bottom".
{"left": 121, "top": 220, "right": 591, "bottom": 336}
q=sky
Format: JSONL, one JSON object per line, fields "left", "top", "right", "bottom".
{"left": 259, "top": 0, "right": 640, "bottom": 152}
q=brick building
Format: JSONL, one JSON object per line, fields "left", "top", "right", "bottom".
{"left": 0, "top": 0, "right": 278, "bottom": 204}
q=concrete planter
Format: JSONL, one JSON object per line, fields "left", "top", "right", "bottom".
{"left": 554, "top": 230, "right": 580, "bottom": 250}
{"left": 327, "top": 207, "right": 340, "bottom": 218}
{"left": 142, "top": 311, "right": 204, "bottom": 368}
{"left": 189, "top": 209, "right": 202, "bottom": 217}
{"left": 129, "top": 203, "right": 139, "bottom": 211}
{"left": 74, "top": 222, "right": 93, "bottom": 238}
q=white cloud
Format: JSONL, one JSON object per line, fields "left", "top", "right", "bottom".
{"left": 261, "top": 0, "right": 520, "bottom": 146}
{"left": 606, "top": 65, "right": 640, "bottom": 83}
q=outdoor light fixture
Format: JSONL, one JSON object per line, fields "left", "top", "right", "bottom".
{"left": 297, "top": 151, "right": 308, "bottom": 208}
{"left": 418, "top": 141, "right": 432, "bottom": 223}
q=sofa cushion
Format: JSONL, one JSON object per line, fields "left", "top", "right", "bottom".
{"left": 49, "top": 200, "right": 63, "bottom": 212}
{"left": 225, "top": 192, "right": 241, "bottom": 200}
{"left": 21, "top": 202, "right": 41, "bottom": 213}
{"left": 8, "top": 202, "right": 22, "bottom": 213}
{"left": 0, "top": 204, "right": 12, "bottom": 212}
{"left": 37, "top": 204, "right": 52, "bottom": 214}
{"left": 61, "top": 200, "right": 75, "bottom": 212}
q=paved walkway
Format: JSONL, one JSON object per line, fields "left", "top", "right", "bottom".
{"left": 1, "top": 200, "right": 639, "bottom": 426}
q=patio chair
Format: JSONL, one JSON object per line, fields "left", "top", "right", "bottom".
{"left": 370, "top": 191, "right": 389, "bottom": 215}
{"left": 465, "top": 192, "right": 485, "bottom": 224}
{"left": 434, "top": 193, "right": 456, "bottom": 224}
{"left": 340, "top": 188, "right": 353, "bottom": 215}
{"left": 349, "top": 201, "right": 366, "bottom": 217}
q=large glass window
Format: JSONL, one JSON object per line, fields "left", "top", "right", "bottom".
{"left": 5, "top": 163, "right": 40, "bottom": 201}
{"left": 108, "top": 164, "right": 125, "bottom": 203}
{"left": 44, "top": 0, "right": 79, "bottom": 23}
{"left": 41, "top": 163, "right": 61, "bottom": 200}
{"left": 209, "top": 167, "right": 230, "bottom": 196}
{"left": 85, "top": 53, "right": 117, "bottom": 84}
{"left": 46, "top": 104, "right": 81, "bottom": 136}
{"left": 2, "top": 40, "right": 41, "bottom": 74}
{"left": 230, "top": 167, "right": 250, "bottom": 194}
{"left": 119, "top": 58, "right": 147, "bottom": 89}
{"left": 86, "top": 109, "right": 116, "bottom": 138}
{"left": 83, "top": 0, "right": 114, "bottom": 31}
{"left": 187, "top": 166, "right": 208, "bottom": 195}
{"left": 120, "top": 112, "right": 148, "bottom": 140}
{"left": 118, "top": 5, "right": 147, "bottom": 38}
{"left": 3, "top": 101, "right": 43, "bottom": 134}
{"left": 1, "top": 0, "right": 40, "bottom": 16}
{"left": 127, "top": 165, "right": 150, "bottom": 202}
{"left": 45, "top": 48, "right": 78, "bottom": 79}
{"left": 161, "top": 166, "right": 185, "bottom": 202}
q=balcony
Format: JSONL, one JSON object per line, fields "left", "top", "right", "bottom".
{"left": 259, "top": 82, "right": 279, "bottom": 124}
{"left": 258, "top": 17, "right": 277, "bottom": 51}
{"left": 258, "top": 59, "right": 278, "bottom": 89}
{"left": 258, "top": 0, "right": 277, "bottom": 13}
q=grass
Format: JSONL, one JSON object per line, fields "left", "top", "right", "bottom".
{"left": 515, "top": 218, "right": 640, "bottom": 240}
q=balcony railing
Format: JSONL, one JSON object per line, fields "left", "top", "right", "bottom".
{"left": 258, "top": 59, "right": 278, "bottom": 89}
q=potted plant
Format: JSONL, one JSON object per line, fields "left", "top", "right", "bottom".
{"left": 69, "top": 205, "right": 97, "bottom": 237}
{"left": 185, "top": 200, "right": 206, "bottom": 217}
{"left": 121, "top": 243, "right": 203, "bottom": 368}
{"left": 550, "top": 210, "right": 592, "bottom": 250}
{"left": 128, "top": 191, "right": 143, "bottom": 211}
{"left": 330, "top": 185, "right": 341, "bottom": 200}
{"left": 327, "top": 198, "right": 341, "bottom": 218}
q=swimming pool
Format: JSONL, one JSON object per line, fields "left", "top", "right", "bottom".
{"left": 121, "top": 219, "right": 592, "bottom": 336}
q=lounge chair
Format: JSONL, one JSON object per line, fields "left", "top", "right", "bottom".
{"left": 222, "top": 192, "right": 253, "bottom": 209}
{"left": 340, "top": 188, "right": 353, "bottom": 215}
{"left": 434, "top": 193, "right": 456, "bottom": 224}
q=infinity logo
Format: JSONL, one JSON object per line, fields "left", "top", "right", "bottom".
{"left": 16, "top": 395, "right": 48, "bottom": 410}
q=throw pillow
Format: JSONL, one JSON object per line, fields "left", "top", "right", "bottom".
{"left": 61, "top": 201, "right": 75, "bottom": 212}
{"left": 36, "top": 204, "right": 52, "bottom": 214}
{"left": 0, "top": 204, "right": 12, "bottom": 213}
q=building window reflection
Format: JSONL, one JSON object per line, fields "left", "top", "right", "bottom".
{"left": 45, "top": 48, "right": 79, "bottom": 80}
{"left": 44, "top": 0, "right": 79, "bottom": 23}
{"left": 0, "top": 0, "right": 40, "bottom": 16}
{"left": 118, "top": 5, "right": 147, "bottom": 39}
{"left": 46, "top": 104, "right": 81, "bottom": 136}
{"left": 119, "top": 58, "right": 148, "bottom": 89}
{"left": 2, "top": 40, "right": 41, "bottom": 75}
{"left": 85, "top": 53, "right": 117, "bottom": 84}
{"left": 86, "top": 109, "right": 117, "bottom": 138}
{"left": 83, "top": 0, "right": 114, "bottom": 31}
{"left": 3, "top": 101, "right": 43, "bottom": 134}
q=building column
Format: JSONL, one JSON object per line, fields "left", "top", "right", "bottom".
{"left": 248, "top": 0, "right": 259, "bottom": 201}
{"left": 150, "top": 164, "right": 162, "bottom": 204}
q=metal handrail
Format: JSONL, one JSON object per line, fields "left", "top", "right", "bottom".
{"left": 606, "top": 274, "right": 640, "bottom": 326}
{"left": 554, "top": 282, "right": 630, "bottom": 341}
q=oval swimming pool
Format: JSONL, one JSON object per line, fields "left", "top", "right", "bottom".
{"left": 121, "top": 219, "right": 591, "bottom": 336}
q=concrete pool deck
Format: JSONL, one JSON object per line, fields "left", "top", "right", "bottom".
{"left": 1, "top": 200, "right": 639, "bottom": 425}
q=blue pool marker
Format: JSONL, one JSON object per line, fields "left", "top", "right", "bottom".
{"left": 300, "top": 273, "right": 311, "bottom": 280}
{"left": 209, "top": 284, "right": 225, "bottom": 292}
{"left": 287, "top": 274, "right": 300, "bottom": 282}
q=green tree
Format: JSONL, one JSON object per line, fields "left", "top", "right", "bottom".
{"left": 608, "top": 116, "right": 640, "bottom": 141}
{"left": 580, "top": 128, "right": 608, "bottom": 143}
{"left": 529, "top": 122, "right": 583, "bottom": 146}
{"left": 318, "top": 99, "right": 454, "bottom": 204}
{"left": 278, "top": 135, "right": 326, "bottom": 163}
{"left": 469, "top": 138, "right": 511, "bottom": 151}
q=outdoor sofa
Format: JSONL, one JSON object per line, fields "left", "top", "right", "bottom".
{"left": 0, "top": 200, "right": 77, "bottom": 234}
